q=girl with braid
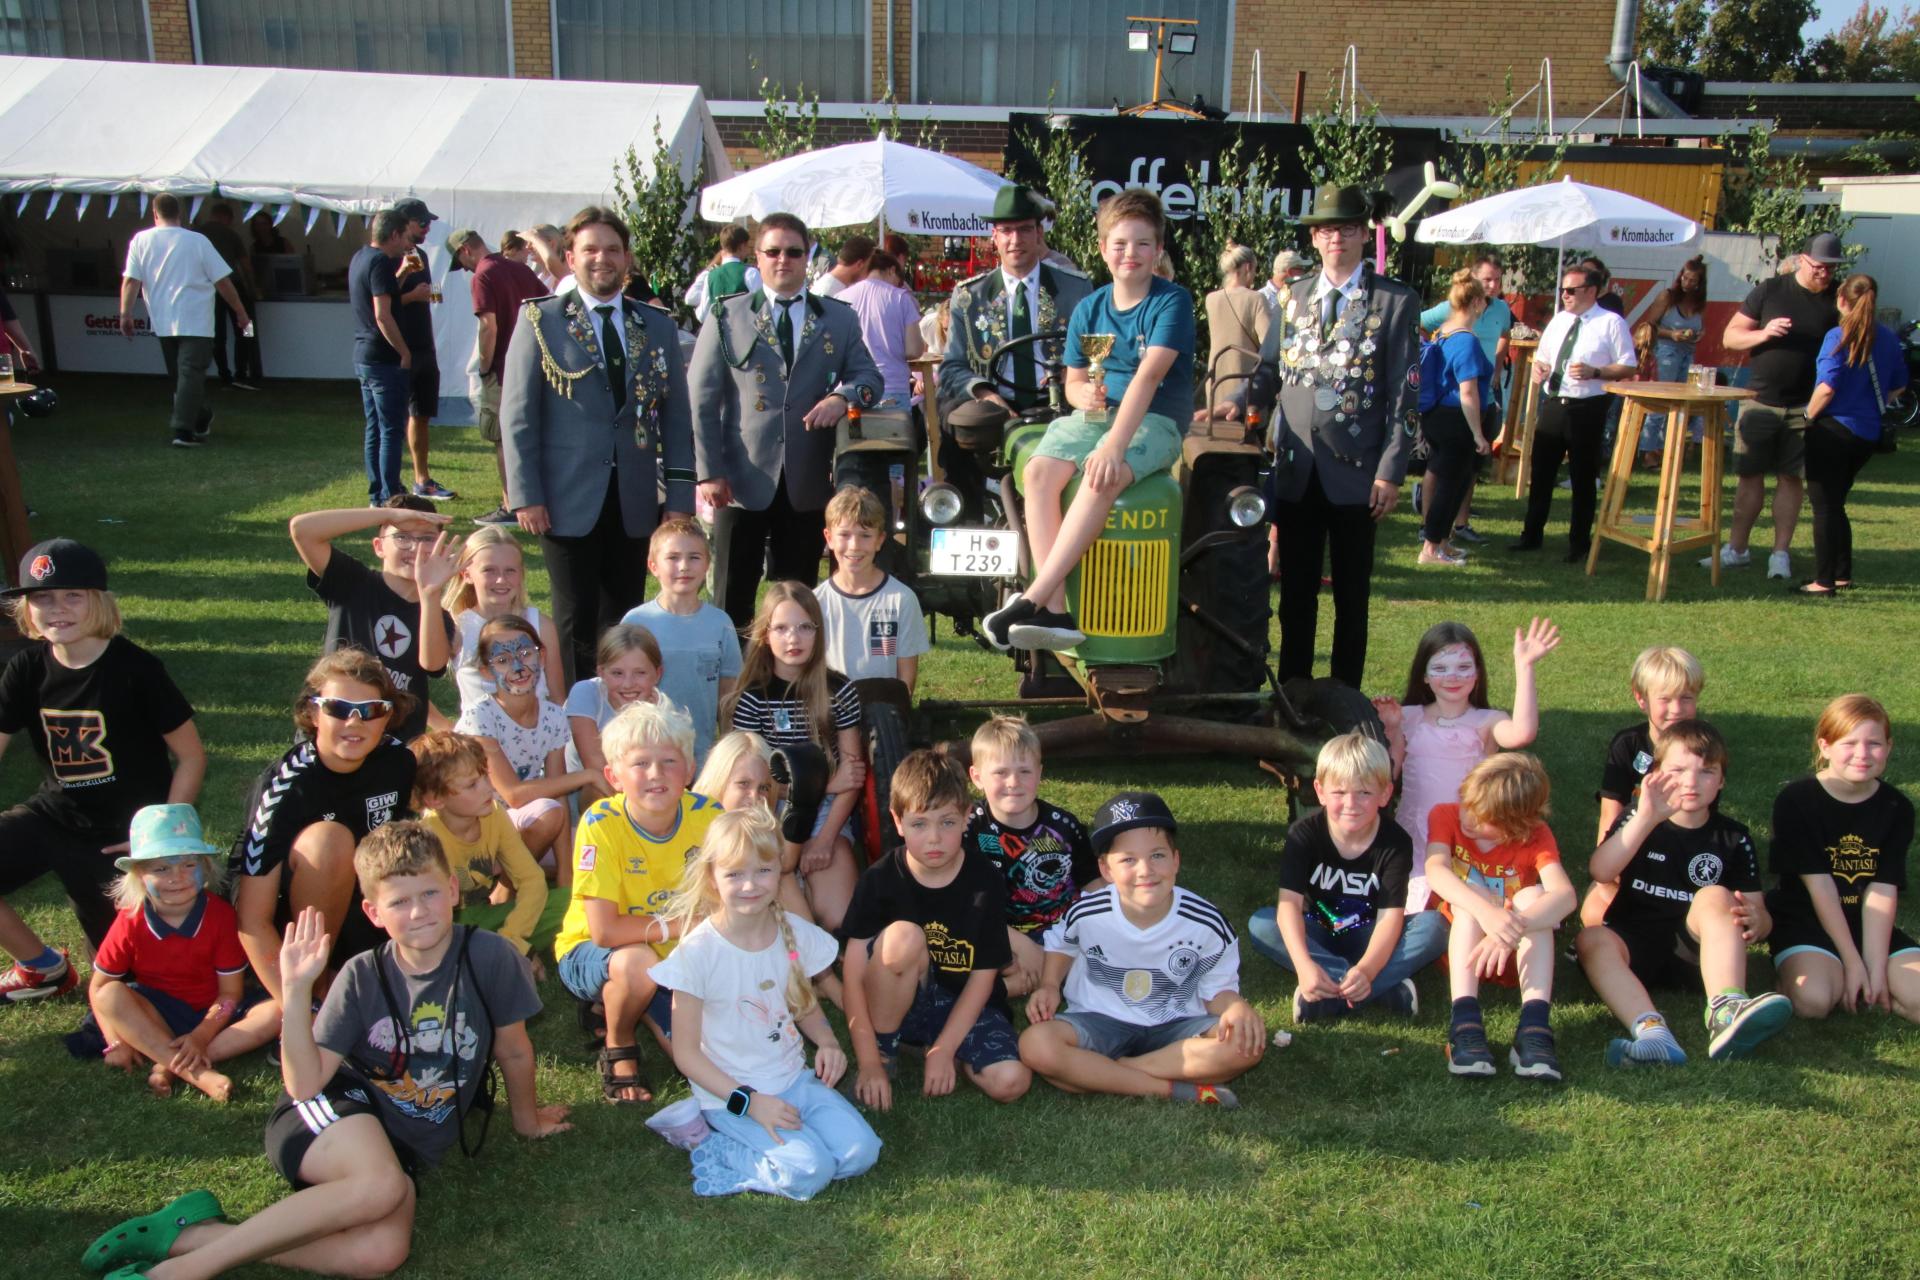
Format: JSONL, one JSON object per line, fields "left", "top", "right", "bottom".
{"left": 649, "top": 808, "right": 879, "bottom": 1199}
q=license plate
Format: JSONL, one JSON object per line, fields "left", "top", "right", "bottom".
{"left": 929, "top": 527, "right": 1019, "bottom": 577}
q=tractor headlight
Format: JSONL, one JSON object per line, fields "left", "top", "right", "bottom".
{"left": 921, "top": 483, "right": 964, "bottom": 526}
{"left": 1227, "top": 485, "right": 1267, "bottom": 528}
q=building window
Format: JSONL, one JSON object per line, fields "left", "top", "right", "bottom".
{"left": 917, "top": 0, "right": 1230, "bottom": 109}
{"left": 0, "top": 0, "right": 148, "bottom": 60}
{"left": 193, "top": 0, "right": 508, "bottom": 76}
{"left": 554, "top": 0, "right": 867, "bottom": 102}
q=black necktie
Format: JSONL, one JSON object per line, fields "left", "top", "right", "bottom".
{"left": 1321, "top": 288, "right": 1341, "bottom": 338}
{"left": 1547, "top": 317, "right": 1582, "bottom": 396}
{"left": 596, "top": 304, "right": 626, "bottom": 412}
{"left": 775, "top": 297, "right": 796, "bottom": 368}
{"left": 1009, "top": 275, "right": 1036, "bottom": 401}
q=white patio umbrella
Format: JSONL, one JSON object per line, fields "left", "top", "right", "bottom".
{"left": 698, "top": 136, "right": 1011, "bottom": 237}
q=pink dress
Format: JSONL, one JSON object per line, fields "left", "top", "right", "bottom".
{"left": 1394, "top": 704, "right": 1504, "bottom": 912}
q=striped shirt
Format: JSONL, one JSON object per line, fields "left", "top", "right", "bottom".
{"left": 729, "top": 671, "right": 862, "bottom": 754}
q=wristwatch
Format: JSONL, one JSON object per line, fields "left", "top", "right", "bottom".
{"left": 726, "top": 1085, "right": 755, "bottom": 1117}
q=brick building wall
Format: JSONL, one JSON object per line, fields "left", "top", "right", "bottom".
{"left": 509, "top": 0, "right": 552, "bottom": 78}
{"left": 870, "top": 0, "right": 912, "bottom": 102}
{"left": 148, "top": 0, "right": 194, "bottom": 63}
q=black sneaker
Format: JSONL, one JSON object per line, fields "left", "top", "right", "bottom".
{"left": 982, "top": 594, "right": 1039, "bottom": 651}
{"left": 1446, "top": 1022, "right": 1497, "bottom": 1076}
{"left": 1507, "top": 537, "right": 1543, "bottom": 553}
{"left": 1510, "top": 1024, "right": 1563, "bottom": 1081}
{"left": 1374, "top": 978, "right": 1419, "bottom": 1017}
{"left": 474, "top": 506, "right": 518, "bottom": 526}
{"left": 169, "top": 433, "right": 202, "bottom": 448}
{"left": 1008, "top": 607, "right": 1086, "bottom": 652}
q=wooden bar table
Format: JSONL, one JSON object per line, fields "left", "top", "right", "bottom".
{"left": 0, "top": 383, "right": 39, "bottom": 591}
{"left": 1587, "top": 380, "right": 1754, "bottom": 602}
{"left": 1498, "top": 338, "right": 1539, "bottom": 493}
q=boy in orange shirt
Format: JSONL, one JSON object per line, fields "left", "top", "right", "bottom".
{"left": 1423, "top": 753, "right": 1576, "bottom": 1081}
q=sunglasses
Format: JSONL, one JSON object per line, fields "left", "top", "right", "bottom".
{"left": 310, "top": 695, "right": 395, "bottom": 721}
{"left": 759, "top": 246, "right": 807, "bottom": 260}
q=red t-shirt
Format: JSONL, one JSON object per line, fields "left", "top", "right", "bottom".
{"left": 470, "top": 253, "right": 549, "bottom": 380}
{"left": 92, "top": 892, "right": 249, "bottom": 1009}
{"left": 1426, "top": 802, "right": 1560, "bottom": 915}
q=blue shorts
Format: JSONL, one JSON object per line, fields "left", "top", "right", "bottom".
{"left": 887, "top": 971, "right": 1020, "bottom": 1070}
{"left": 1053, "top": 1010, "right": 1221, "bottom": 1060}
{"left": 64, "top": 982, "right": 267, "bottom": 1060}
{"left": 1031, "top": 409, "right": 1183, "bottom": 479}
{"left": 557, "top": 942, "right": 674, "bottom": 1034}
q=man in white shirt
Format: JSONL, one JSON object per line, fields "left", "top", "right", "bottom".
{"left": 119, "top": 194, "right": 251, "bottom": 447}
{"left": 1258, "top": 250, "right": 1311, "bottom": 314}
{"left": 809, "top": 235, "right": 874, "bottom": 299}
{"left": 1510, "top": 267, "right": 1638, "bottom": 561}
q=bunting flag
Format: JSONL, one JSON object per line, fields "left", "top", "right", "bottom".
{"left": 273, "top": 203, "right": 291, "bottom": 225}
{"left": 242, "top": 201, "right": 263, "bottom": 223}
{"left": 188, "top": 194, "right": 204, "bottom": 221}
{"left": 17, "top": 191, "right": 32, "bottom": 215}
{"left": 334, "top": 212, "right": 348, "bottom": 237}
{"left": 74, "top": 193, "right": 90, "bottom": 218}
{"left": 106, "top": 193, "right": 120, "bottom": 218}
{"left": 44, "top": 190, "right": 60, "bottom": 217}
{"left": 139, "top": 192, "right": 149, "bottom": 216}
{"left": 304, "top": 204, "right": 321, "bottom": 234}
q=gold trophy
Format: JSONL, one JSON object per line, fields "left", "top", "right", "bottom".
{"left": 1078, "top": 333, "right": 1116, "bottom": 423}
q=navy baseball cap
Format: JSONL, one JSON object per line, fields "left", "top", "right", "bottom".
{"left": 1090, "top": 791, "right": 1178, "bottom": 854}
{"left": 391, "top": 197, "right": 438, "bottom": 225}
{"left": 5, "top": 538, "right": 107, "bottom": 596}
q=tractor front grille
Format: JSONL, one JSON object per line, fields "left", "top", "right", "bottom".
{"left": 1079, "top": 538, "right": 1169, "bottom": 638}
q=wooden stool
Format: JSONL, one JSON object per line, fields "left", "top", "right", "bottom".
{"left": 1497, "top": 338, "right": 1538, "bottom": 494}
{"left": 1587, "top": 381, "right": 1755, "bottom": 602}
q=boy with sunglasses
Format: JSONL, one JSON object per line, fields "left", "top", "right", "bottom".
{"left": 290, "top": 494, "right": 462, "bottom": 742}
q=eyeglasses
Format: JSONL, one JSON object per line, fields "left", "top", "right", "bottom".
{"left": 768, "top": 623, "right": 818, "bottom": 638}
{"left": 759, "top": 246, "right": 807, "bottom": 260}
{"left": 1312, "top": 225, "right": 1366, "bottom": 239}
{"left": 382, "top": 531, "right": 435, "bottom": 548}
{"left": 485, "top": 639, "right": 541, "bottom": 666}
{"left": 310, "top": 695, "right": 395, "bottom": 721}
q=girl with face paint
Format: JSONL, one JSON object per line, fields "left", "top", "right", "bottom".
{"left": 454, "top": 616, "right": 599, "bottom": 888}
{"left": 67, "top": 803, "right": 281, "bottom": 1102}
{"left": 442, "top": 526, "right": 566, "bottom": 718}
{"left": 1370, "top": 617, "right": 1562, "bottom": 915}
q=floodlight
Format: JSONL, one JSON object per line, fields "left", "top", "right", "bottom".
{"left": 1168, "top": 30, "right": 1197, "bottom": 54}
{"left": 1128, "top": 27, "right": 1151, "bottom": 52}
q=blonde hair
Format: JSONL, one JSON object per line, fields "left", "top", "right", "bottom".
{"left": 970, "top": 714, "right": 1040, "bottom": 769}
{"left": 110, "top": 854, "right": 224, "bottom": 912}
{"left": 824, "top": 485, "right": 887, "bottom": 533}
{"left": 601, "top": 699, "right": 695, "bottom": 773}
{"left": 1630, "top": 645, "right": 1704, "bottom": 700}
{"left": 648, "top": 516, "right": 711, "bottom": 560}
{"left": 440, "top": 525, "right": 528, "bottom": 615}
{"left": 1457, "top": 753, "right": 1551, "bottom": 845}
{"left": 1445, "top": 267, "right": 1484, "bottom": 316}
{"left": 409, "top": 730, "right": 489, "bottom": 805}
{"left": 354, "top": 820, "right": 453, "bottom": 896}
{"left": 1314, "top": 730, "right": 1392, "bottom": 791}
{"left": 889, "top": 748, "right": 969, "bottom": 818}
{"left": 693, "top": 731, "right": 774, "bottom": 810}
{"left": 724, "top": 583, "right": 838, "bottom": 764}
{"left": 1218, "top": 243, "right": 1257, "bottom": 285}
{"left": 10, "top": 588, "right": 122, "bottom": 642}
{"left": 596, "top": 622, "right": 662, "bottom": 673}
{"left": 1812, "top": 694, "right": 1892, "bottom": 768}
{"left": 663, "top": 807, "right": 816, "bottom": 1018}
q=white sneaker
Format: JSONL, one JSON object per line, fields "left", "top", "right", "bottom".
{"left": 1767, "top": 550, "right": 1791, "bottom": 580}
{"left": 1700, "top": 544, "right": 1750, "bottom": 569}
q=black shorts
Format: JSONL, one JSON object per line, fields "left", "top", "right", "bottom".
{"left": 1606, "top": 915, "right": 1700, "bottom": 990}
{"left": 264, "top": 1074, "right": 417, "bottom": 1188}
{"left": 1765, "top": 899, "right": 1920, "bottom": 963}
{"left": 0, "top": 804, "right": 122, "bottom": 947}
{"left": 407, "top": 356, "right": 440, "bottom": 419}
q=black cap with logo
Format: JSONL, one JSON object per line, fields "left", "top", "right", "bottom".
{"left": 1090, "top": 790, "right": 1178, "bottom": 854}
{"left": 5, "top": 538, "right": 108, "bottom": 596}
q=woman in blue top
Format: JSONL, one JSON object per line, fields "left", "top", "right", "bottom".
{"left": 1415, "top": 270, "right": 1493, "bottom": 566}
{"left": 1418, "top": 255, "right": 1511, "bottom": 544}
{"left": 1636, "top": 257, "right": 1708, "bottom": 467}
{"left": 1800, "top": 273, "right": 1910, "bottom": 596}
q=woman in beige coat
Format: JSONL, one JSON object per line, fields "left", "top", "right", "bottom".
{"left": 1204, "top": 244, "right": 1270, "bottom": 401}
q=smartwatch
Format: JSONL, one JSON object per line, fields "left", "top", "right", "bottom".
{"left": 726, "top": 1085, "right": 755, "bottom": 1117}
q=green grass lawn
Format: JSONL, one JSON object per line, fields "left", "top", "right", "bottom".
{"left": 3, "top": 373, "right": 1918, "bottom": 1279}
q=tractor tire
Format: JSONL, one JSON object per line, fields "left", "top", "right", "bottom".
{"left": 1283, "top": 677, "right": 1386, "bottom": 747}
{"left": 864, "top": 699, "right": 911, "bottom": 855}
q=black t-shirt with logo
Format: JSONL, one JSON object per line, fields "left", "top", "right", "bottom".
{"left": 349, "top": 246, "right": 403, "bottom": 366}
{"left": 1767, "top": 775, "right": 1913, "bottom": 939}
{"left": 309, "top": 551, "right": 452, "bottom": 743}
{"left": 1739, "top": 274, "right": 1840, "bottom": 407}
{"left": 0, "top": 637, "right": 194, "bottom": 837}
{"left": 1603, "top": 808, "right": 1762, "bottom": 929}
{"left": 965, "top": 799, "right": 1099, "bottom": 934}
{"left": 1598, "top": 724, "right": 1657, "bottom": 804}
{"left": 1277, "top": 810, "right": 1411, "bottom": 936}
{"left": 839, "top": 848, "right": 1011, "bottom": 1005}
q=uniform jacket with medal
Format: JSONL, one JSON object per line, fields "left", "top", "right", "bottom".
{"left": 936, "top": 262, "right": 1092, "bottom": 413}
{"left": 499, "top": 292, "right": 694, "bottom": 538}
{"left": 688, "top": 290, "right": 884, "bottom": 513}
{"left": 1246, "top": 264, "right": 1421, "bottom": 507}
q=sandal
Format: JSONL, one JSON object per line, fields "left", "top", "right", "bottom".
{"left": 575, "top": 996, "right": 607, "bottom": 1045}
{"left": 598, "top": 1044, "right": 652, "bottom": 1104}
{"left": 83, "top": 1190, "right": 224, "bottom": 1273}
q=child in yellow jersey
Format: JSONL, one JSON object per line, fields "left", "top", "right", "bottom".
{"left": 555, "top": 701, "right": 720, "bottom": 1104}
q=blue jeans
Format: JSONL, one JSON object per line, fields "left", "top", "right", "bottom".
{"left": 694, "top": 1073, "right": 882, "bottom": 1200}
{"left": 356, "top": 361, "right": 409, "bottom": 504}
{"left": 1639, "top": 339, "right": 1701, "bottom": 452}
{"left": 1245, "top": 906, "right": 1448, "bottom": 993}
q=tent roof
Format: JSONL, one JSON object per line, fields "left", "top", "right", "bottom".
{"left": 0, "top": 56, "right": 732, "bottom": 216}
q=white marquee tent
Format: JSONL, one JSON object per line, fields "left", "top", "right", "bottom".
{"left": 0, "top": 56, "right": 731, "bottom": 401}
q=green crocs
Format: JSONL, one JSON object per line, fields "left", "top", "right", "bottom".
{"left": 84, "top": 1189, "right": 224, "bottom": 1273}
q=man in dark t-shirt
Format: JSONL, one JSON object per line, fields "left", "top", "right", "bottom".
{"left": 348, "top": 211, "right": 413, "bottom": 505}
{"left": 390, "top": 198, "right": 456, "bottom": 502}
{"left": 200, "top": 203, "right": 262, "bottom": 387}
{"left": 1713, "top": 232, "right": 1844, "bottom": 580}
{"left": 448, "top": 229, "right": 548, "bottom": 524}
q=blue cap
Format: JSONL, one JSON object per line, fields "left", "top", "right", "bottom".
{"left": 116, "top": 804, "right": 219, "bottom": 871}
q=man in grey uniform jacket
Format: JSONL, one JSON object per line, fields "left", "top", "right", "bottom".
{"left": 502, "top": 206, "right": 695, "bottom": 683}
{"left": 1245, "top": 184, "right": 1419, "bottom": 690}
{"left": 689, "top": 211, "right": 883, "bottom": 627}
